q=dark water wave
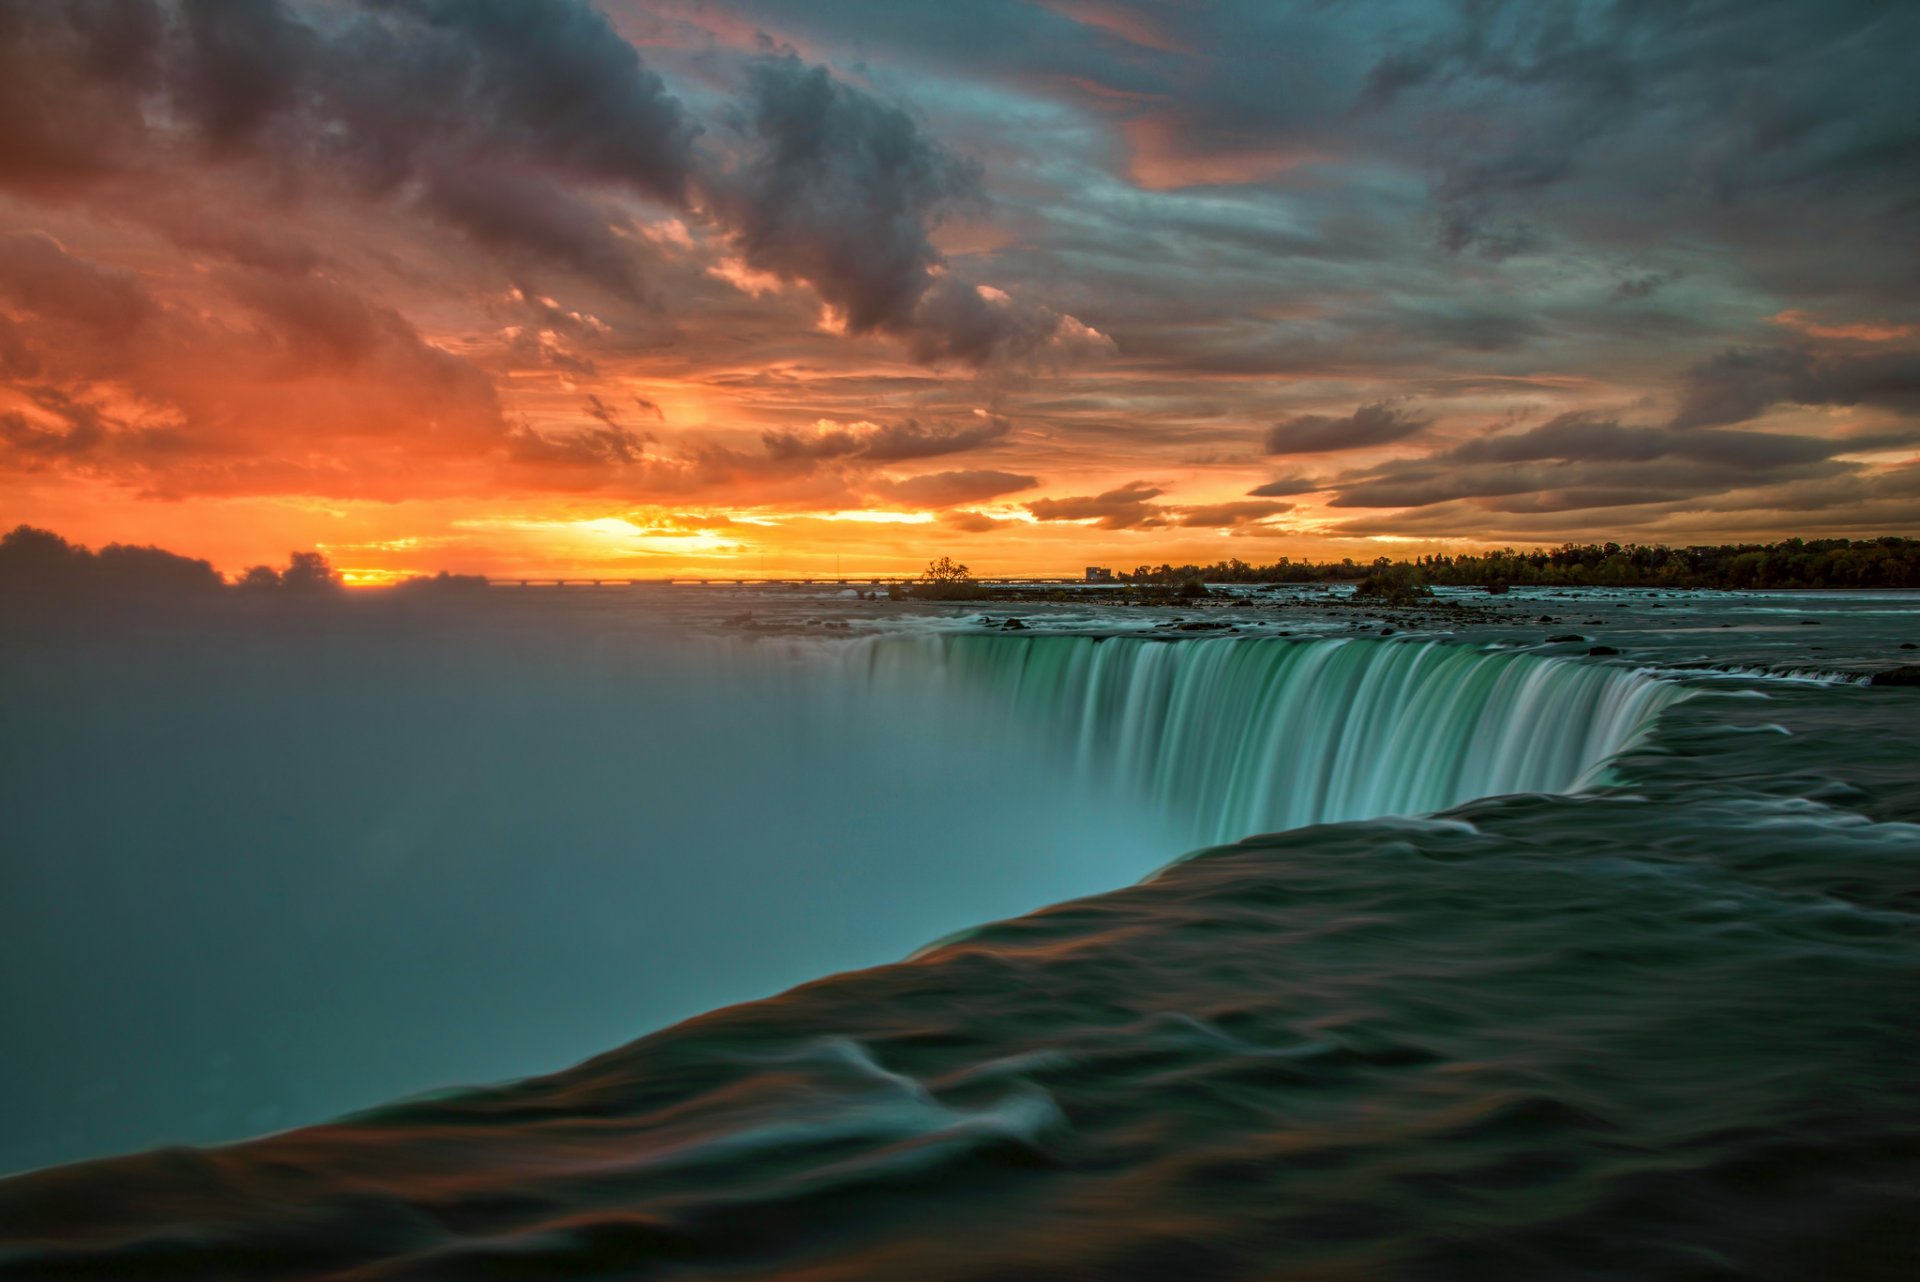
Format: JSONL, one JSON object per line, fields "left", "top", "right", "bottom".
{"left": 3, "top": 648, "right": 1918, "bottom": 1279}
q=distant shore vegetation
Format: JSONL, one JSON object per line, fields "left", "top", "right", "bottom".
{"left": 5, "top": 525, "right": 1919, "bottom": 598}
{"left": 1120, "top": 538, "right": 1920, "bottom": 592}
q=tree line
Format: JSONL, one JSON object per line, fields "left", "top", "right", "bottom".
{"left": 1120, "top": 538, "right": 1920, "bottom": 590}
{"left": 0, "top": 524, "right": 341, "bottom": 596}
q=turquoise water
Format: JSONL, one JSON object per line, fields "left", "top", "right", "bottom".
{"left": 865, "top": 632, "right": 1678, "bottom": 844}
{"left": 1, "top": 588, "right": 1916, "bottom": 1278}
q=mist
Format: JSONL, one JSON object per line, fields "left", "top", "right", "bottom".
{"left": 0, "top": 596, "right": 1183, "bottom": 1173}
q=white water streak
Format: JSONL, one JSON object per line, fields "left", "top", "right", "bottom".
{"left": 857, "top": 635, "right": 1681, "bottom": 845}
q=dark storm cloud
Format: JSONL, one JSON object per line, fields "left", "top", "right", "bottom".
{"left": 1265, "top": 403, "right": 1430, "bottom": 455}
{"left": 710, "top": 52, "right": 1096, "bottom": 365}
{"left": 1357, "top": 0, "right": 1920, "bottom": 257}
{"left": 711, "top": 53, "right": 981, "bottom": 335}
{"left": 416, "top": 164, "right": 643, "bottom": 290}
{"left": 1672, "top": 346, "right": 1920, "bottom": 428}
{"left": 0, "top": 0, "right": 1106, "bottom": 389}
{"left": 0, "top": 1, "right": 165, "bottom": 187}
{"left": 0, "top": 0, "right": 696, "bottom": 282}
{"left": 175, "top": 0, "right": 310, "bottom": 149}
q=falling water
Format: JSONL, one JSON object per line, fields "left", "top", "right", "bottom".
{"left": 857, "top": 633, "right": 1682, "bottom": 843}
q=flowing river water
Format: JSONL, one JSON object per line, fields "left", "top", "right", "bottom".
{"left": 1, "top": 585, "right": 1915, "bottom": 1278}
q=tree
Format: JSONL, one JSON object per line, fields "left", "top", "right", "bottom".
{"left": 921, "top": 556, "right": 972, "bottom": 584}
{"left": 236, "top": 565, "right": 282, "bottom": 591}
{"left": 0, "top": 525, "right": 220, "bottom": 595}
{"left": 0, "top": 525, "right": 88, "bottom": 588}
{"left": 281, "top": 550, "right": 341, "bottom": 592}
{"left": 911, "top": 554, "right": 987, "bottom": 600}
{"left": 1354, "top": 563, "right": 1432, "bottom": 602}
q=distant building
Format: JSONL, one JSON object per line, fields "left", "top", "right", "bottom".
{"left": 1085, "top": 566, "right": 1115, "bottom": 582}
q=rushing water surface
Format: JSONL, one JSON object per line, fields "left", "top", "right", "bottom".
{"left": 1, "top": 585, "right": 1916, "bottom": 1279}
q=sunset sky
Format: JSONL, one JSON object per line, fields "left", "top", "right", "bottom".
{"left": 2, "top": 0, "right": 1917, "bottom": 581}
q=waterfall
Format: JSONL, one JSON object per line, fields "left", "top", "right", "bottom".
{"left": 858, "top": 634, "right": 1679, "bottom": 845}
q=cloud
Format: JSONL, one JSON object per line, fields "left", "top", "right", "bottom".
{"left": 0, "top": 2, "right": 166, "bottom": 190}
{"left": 0, "top": 234, "right": 505, "bottom": 494}
{"left": 1023, "top": 484, "right": 1290, "bottom": 531}
{"left": 1355, "top": 0, "right": 1920, "bottom": 268}
{"left": 1671, "top": 346, "right": 1920, "bottom": 427}
{"left": 1264, "top": 402, "right": 1430, "bottom": 455}
{"left": 0, "top": 0, "right": 697, "bottom": 281}
{"left": 710, "top": 53, "right": 980, "bottom": 334}
{"left": 1247, "top": 473, "right": 1323, "bottom": 497}
{"left": 941, "top": 509, "right": 1010, "bottom": 533}
{"left": 507, "top": 424, "right": 649, "bottom": 469}
{"left": 880, "top": 469, "right": 1038, "bottom": 507}
{"left": 1026, "top": 481, "right": 1167, "bottom": 529}
{"left": 417, "top": 163, "right": 643, "bottom": 291}
{"left": 708, "top": 52, "right": 1098, "bottom": 366}
{"left": 1324, "top": 412, "right": 1905, "bottom": 513}
{"left": 1769, "top": 311, "right": 1917, "bottom": 343}
{"left": 1612, "top": 270, "right": 1677, "bottom": 302}
{"left": 1329, "top": 453, "right": 1920, "bottom": 541}
{"left": 761, "top": 416, "right": 1012, "bottom": 463}
{"left": 1173, "top": 501, "right": 1291, "bottom": 528}
{"left": 174, "top": 0, "right": 311, "bottom": 150}
{"left": 0, "top": 231, "right": 155, "bottom": 342}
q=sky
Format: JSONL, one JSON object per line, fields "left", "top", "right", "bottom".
{"left": 1, "top": 0, "right": 1917, "bottom": 581}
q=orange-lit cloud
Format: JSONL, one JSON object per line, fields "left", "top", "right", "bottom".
{"left": 1770, "top": 310, "right": 1918, "bottom": 343}
{"left": 1122, "top": 118, "right": 1323, "bottom": 191}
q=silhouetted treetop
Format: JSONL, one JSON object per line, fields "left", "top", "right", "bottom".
{"left": 0, "top": 525, "right": 223, "bottom": 595}
{"left": 0, "top": 525, "right": 342, "bottom": 597}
